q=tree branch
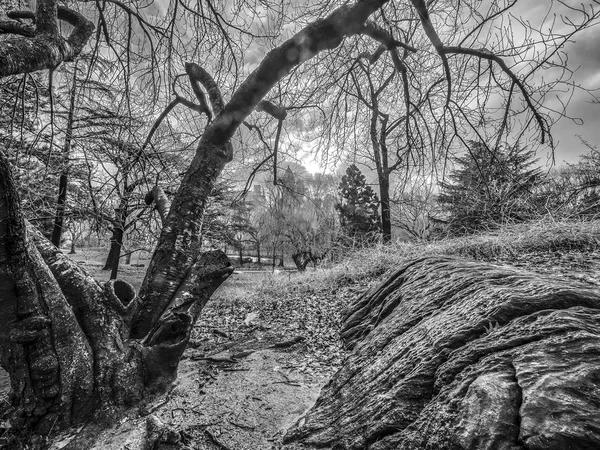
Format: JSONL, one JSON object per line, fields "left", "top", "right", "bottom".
{"left": 0, "top": 5, "right": 95, "bottom": 76}
{"left": 185, "top": 62, "right": 224, "bottom": 116}
{"left": 145, "top": 186, "right": 171, "bottom": 225}
{"left": 442, "top": 46, "right": 548, "bottom": 144}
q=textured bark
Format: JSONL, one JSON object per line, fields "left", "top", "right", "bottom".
{"left": 145, "top": 186, "right": 171, "bottom": 225}
{"left": 1, "top": 0, "right": 392, "bottom": 439}
{"left": 285, "top": 256, "right": 600, "bottom": 449}
{"left": 0, "top": 7, "right": 94, "bottom": 76}
{"left": 0, "top": 153, "right": 94, "bottom": 433}
{"left": 0, "top": 149, "right": 233, "bottom": 436}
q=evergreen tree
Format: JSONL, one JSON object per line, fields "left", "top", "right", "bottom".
{"left": 438, "top": 142, "right": 541, "bottom": 234}
{"left": 336, "top": 164, "right": 381, "bottom": 243}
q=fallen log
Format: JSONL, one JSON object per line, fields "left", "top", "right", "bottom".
{"left": 285, "top": 256, "right": 600, "bottom": 449}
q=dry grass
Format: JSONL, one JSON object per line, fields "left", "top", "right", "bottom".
{"left": 67, "top": 248, "right": 148, "bottom": 290}
{"left": 252, "top": 218, "right": 600, "bottom": 298}
{"left": 70, "top": 218, "right": 600, "bottom": 306}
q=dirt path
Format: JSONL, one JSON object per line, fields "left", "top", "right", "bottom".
{"left": 42, "top": 339, "right": 329, "bottom": 450}
{"left": 155, "top": 347, "right": 327, "bottom": 449}
{"left": 3, "top": 260, "right": 347, "bottom": 450}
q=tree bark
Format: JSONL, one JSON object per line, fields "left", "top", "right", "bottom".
{"left": 109, "top": 206, "right": 126, "bottom": 280}
{"left": 50, "top": 64, "right": 78, "bottom": 248}
{"left": 131, "top": 0, "right": 391, "bottom": 338}
{"left": 0, "top": 149, "right": 233, "bottom": 437}
{"left": 69, "top": 232, "right": 76, "bottom": 254}
{"left": 379, "top": 172, "right": 392, "bottom": 243}
{"left": 145, "top": 186, "right": 171, "bottom": 225}
{"left": 0, "top": 7, "right": 94, "bottom": 77}
{"left": 0, "top": 151, "right": 94, "bottom": 434}
{"left": 285, "top": 256, "right": 600, "bottom": 449}
{"left": 102, "top": 237, "right": 117, "bottom": 271}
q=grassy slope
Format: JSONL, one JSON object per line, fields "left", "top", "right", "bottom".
{"left": 203, "top": 218, "right": 600, "bottom": 373}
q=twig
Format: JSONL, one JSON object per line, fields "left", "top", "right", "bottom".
{"left": 204, "top": 429, "right": 232, "bottom": 450}
{"left": 212, "top": 328, "right": 230, "bottom": 339}
{"left": 273, "top": 381, "right": 302, "bottom": 387}
{"left": 269, "top": 336, "right": 305, "bottom": 349}
{"left": 228, "top": 420, "right": 255, "bottom": 430}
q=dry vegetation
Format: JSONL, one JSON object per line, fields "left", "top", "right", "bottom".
{"left": 2, "top": 219, "right": 597, "bottom": 449}
{"left": 193, "top": 218, "right": 600, "bottom": 377}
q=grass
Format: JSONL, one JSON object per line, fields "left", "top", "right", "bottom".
{"left": 67, "top": 247, "right": 149, "bottom": 290}
{"left": 250, "top": 217, "right": 600, "bottom": 298}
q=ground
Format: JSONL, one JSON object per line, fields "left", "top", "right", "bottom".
{"left": 2, "top": 219, "right": 600, "bottom": 449}
{"left": 0, "top": 248, "right": 354, "bottom": 449}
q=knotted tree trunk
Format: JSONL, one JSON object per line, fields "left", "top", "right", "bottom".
{"left": 285, "top": 256, "right": 600, "bottom": 449}
{"left": 0, "top": 152, "right": 233, "bottom": 437}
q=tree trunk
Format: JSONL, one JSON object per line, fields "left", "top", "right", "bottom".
{"left": 109, "top": 207, "right": 126, "bottom": 280}
{"left": 0, "top": 150, "right": 233, "bottom": 439}
{"left": 257, "top": 243, "right": 261, "bottom": 264}
{"left": 379, "top": 172, "right": 392, "bottom": 244}
{"left": 145, "top": 186, "right": 170, "bottom": 225}
{"left": 0, "top": 1, "right": 391, "bottom": 441}
{"left": 102, "top": 236, "right": 117, "bottom": 271}
{"left": 50, "top": 64, "right": 78, "bottom": 248}
{"left": 69, "top": 231, "right": 76, "bottom": 254}
{"left": 285, "top": 256, "right": 600, "bottom": 449}
{"left": 50, "top": 172, "right": 68, "bottom": 249}
{"left": 272, "top": 245, "right": 276, "bottom": 270}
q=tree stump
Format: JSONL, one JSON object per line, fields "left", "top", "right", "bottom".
{"left": 285, "top": 256, "right": 600, "bottom": 449}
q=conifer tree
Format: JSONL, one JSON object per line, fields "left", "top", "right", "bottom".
{"left": 438, "top": 142, "right": 541, "bottom": 234}
{"left": 336, "top": 164, "right": 381, "bottom": 243}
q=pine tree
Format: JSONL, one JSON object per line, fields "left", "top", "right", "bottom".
{"left": 438, "top": 142, "right": 541, "bottom": 234}
{"left": 336, "top": 164, "right": 381, "bottom": 243}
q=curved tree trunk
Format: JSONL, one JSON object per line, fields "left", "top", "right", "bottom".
{"left": 285, "top": 256, "right": 600, "bottom": 449}
{"left": 145, "top": 186, "right": 170, "bottom": 225}
{"left": 0, "top": 150, "right": 233, "bottom": 438}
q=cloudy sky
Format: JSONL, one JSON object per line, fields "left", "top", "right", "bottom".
{"left": 547, "top": 23, "right": 600, "bottom": 166}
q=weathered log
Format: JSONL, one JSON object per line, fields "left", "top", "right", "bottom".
{"left": 285, "top": 256, "right": 600, "bottom": 449}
